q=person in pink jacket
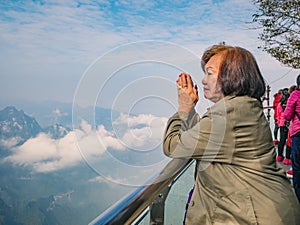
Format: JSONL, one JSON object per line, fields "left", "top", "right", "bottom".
{"left": 284, "top": 85, "right": 297, "bottom": 165}
{"left": 276, "top": 88, "right": 290, "bottom": 162}
{"left": 273, "top": 90, "right": 282, "bottom": 145}
{"left": 284, "top": 74, "right": 300, "bottom": 202}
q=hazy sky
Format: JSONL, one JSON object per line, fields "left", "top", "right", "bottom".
{"left": 1, "top": 0, "right": 299, "bottom": 108}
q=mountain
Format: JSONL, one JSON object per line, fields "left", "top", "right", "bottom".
{"left": 0, "top": 156, "right": 132, "bottom": 225}
{"left": 0, "top": 100, "right": 73, "bottom": 128}
{"left": 0, "top": 106, "right": 74, "bottom": 146}
{"left": 44, "top": 123, "right": 71, "bottom": 139}
{"left": 0, "top": 106, "right": 43, "bottom": 146}
{"left": 0, "top": 100, "right": 118, "bottom": 130}
{"left": 0, "top": 104, "right": 160, "bottom": 225}
{"left": 0, "top": 103, "right": 120, "bottom": 148}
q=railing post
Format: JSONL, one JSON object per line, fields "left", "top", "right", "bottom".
{"left": 149, "top": 185, "right": 171, "bottom": 225}
{"left": 266, "top": 85, "right": 271, "bottom": 122}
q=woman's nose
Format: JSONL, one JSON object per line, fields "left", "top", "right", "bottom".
{"left": 202, "top": 76, "right": 207, "bottom": 85}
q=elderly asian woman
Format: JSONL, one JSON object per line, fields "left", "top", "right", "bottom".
{"left": 163, "top": 45, "right": 300, "bottom": 224}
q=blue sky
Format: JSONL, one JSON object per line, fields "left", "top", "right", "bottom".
{"left": 1, "top": 0, "right": 299, "bottom": 107}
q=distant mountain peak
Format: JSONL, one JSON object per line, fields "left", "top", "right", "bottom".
{"left": 0, "top": 106, "right": 43, "bottom": 146}
{"left": 44, "top": 123, "right": 71, "bottom": 139}
{"left": 2, "top": 105, "right": 21, "bottom": 114}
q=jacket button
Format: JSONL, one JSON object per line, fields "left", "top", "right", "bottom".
{"left": 190, "top": 201, "right": 195, "bottom": 206}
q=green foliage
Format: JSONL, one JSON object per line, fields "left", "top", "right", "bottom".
{"left": 251, "top": 0, "right": 300, "bottom": 68}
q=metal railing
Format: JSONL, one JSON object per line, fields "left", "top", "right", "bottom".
{"left": 89, "top": 158, "right": 194, "bottom": 225}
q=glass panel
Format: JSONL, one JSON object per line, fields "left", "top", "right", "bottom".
{"left": 164, "top": 162, "right": 195, "bottom": 225}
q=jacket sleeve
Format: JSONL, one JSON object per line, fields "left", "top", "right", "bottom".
{"left": 284, "top": 92, "right": 296, "bottom": 121}
{"left": 163, "top": 108, "right": 200, "bottom": 158}
{"left": 163, "top": 104, "right": 232, "bottom": 162}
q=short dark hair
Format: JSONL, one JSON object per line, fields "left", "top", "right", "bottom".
{"left": 201, "top": 45, "right": 266, "bottom": 100}
{"left": 297, "top": 74, "right": 300, "bottom": 86}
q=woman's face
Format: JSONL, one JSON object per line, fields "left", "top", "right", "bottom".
{"left": 202, "top": 54, "right": 224, "bottom": 103}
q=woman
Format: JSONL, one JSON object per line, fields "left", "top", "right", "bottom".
{"left": 273, "top": 89, "right": 282, "bottom": 145}
{"left": 276, "top": 88, "right": 290, "bottom": 163}
{"left": 284, "top": 74, "right": 300, "bottom": 202}
{"left": 283, "top": 85, "right": 297, "bottom": 165}
{"left": 163, "top": 45, "right": 300, "bottom": 224}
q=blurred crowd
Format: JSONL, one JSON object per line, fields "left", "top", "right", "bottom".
{"left": 272, "top": 74, "right": 300, "bottom": 202}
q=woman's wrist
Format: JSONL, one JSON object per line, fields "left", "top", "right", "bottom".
{"left": 178, "top": 105, "right": 194, "bottom": 114}
{"left": 177, "top": 108, "right": 196, "bottom": 122}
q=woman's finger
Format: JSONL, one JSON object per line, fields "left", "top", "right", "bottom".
{"left": 186, "top": 74, "right": 194, "bottom": 89}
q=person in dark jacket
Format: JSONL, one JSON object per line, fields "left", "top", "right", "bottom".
{"left": 163, "top": 45, "right": 300, "bottom": 224}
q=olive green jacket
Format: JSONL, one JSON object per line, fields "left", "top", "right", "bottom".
{"left": 164, "top": 95, "right": 300, "bottom": 225}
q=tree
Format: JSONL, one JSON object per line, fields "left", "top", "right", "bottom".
{"left": 251, "top": 0, "right": 300, "bottom": 68}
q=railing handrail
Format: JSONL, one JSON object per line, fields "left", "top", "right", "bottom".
{"left": 89, "top": 158, "right": 194, "bottom": 225}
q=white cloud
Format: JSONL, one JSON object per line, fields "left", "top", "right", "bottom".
{"left": 114, "top": 113, "right": 158, "bottom": 127}
{"left": 3, "top": 114, "right": 167, "bottom": 173}
{"left": 112, "top": 113, "right": 168, "bottom": 150}
{"left": 96, "top": 125, "right": 125, "bottom": 150}
{"left": 88, "top": 175, "right": 129, "bottom": 185}
{"left": 0, "top": 137, "right": 23, "bottom": 148}
{"left": 3, "top": 132, "right": 80, "bottom": 172}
